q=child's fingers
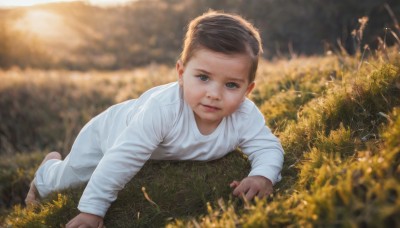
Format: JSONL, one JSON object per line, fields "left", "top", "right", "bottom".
{"left": 229, "top": 180, "right": 240, "bottom": 188}
{"left": 245, "top": 188, "right": 258, "bottom": 201}
{"left": 256, "top": 190, "right": 268, "bottom": 199}
{"left": 256, "top": 185, "right": 273, "bottom": 199}
{"left": 232, "top": 183, "right": 250, "bottom": 197}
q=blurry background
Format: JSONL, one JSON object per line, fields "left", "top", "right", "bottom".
{"left": 1, "top": 0, "right": 399, "bottom": 70}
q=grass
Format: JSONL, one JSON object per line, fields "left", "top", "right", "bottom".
{"left": 0, "top": 66, "right": 175, "bottom": 154}
{"left": 0, "top": 46, "right": 400, "bottom": 227}
{"left": 3, "top": 151, "right": 250, "bottom": 227}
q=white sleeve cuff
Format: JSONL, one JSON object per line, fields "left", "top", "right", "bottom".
{"left": 78, "top": 201, "right": 109, "bottom": 218}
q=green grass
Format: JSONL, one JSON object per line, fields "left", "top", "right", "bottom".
{"left": 1, "top": 47, "right": 399, "bottom": 227}
{"left": 0, "top": 151, "right": 43, "bottom": 221}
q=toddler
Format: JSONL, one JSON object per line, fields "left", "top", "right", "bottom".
{"left": 26, "top": 11, "right": 284, "bottom": 228}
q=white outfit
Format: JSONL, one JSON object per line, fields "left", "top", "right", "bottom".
{"left": 35, "top": 82, "right": 284, "bottom": 217}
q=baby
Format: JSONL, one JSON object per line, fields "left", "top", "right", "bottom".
{"left": 26, "top": 11, "right": 284, "bottom": 227}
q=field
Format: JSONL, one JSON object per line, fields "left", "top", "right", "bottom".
{"left": 0, "top": 46, "right": 400, "bottom": 227}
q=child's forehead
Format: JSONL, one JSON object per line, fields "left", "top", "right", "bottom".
{"left": 190, "top": 47, "right": 252, "bottom": 62}
{"left": 188, "top": 48, "right": 252, "bottom": 80}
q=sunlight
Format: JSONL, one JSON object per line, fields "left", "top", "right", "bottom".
{"left": 14, "top": 9, "right": 65, "bottom": 38}
{"left": 12, "top": 8, "right": 82, "bottom": 50}
{"left": 0, "top": 0, "right": 135, "bottom": 8}
{"left": 0, "top": 0, "right": 75, "bottom": 7}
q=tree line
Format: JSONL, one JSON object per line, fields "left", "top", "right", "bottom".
{"left": 0, "top": 0, "right": 399, "bottom": 70}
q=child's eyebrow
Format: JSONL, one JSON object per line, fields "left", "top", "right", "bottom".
{"left": 225, "top": 77, "right": 246, "bottom": 83}
{"left": 195, "top": 69, "right": 212, "bottom": 75}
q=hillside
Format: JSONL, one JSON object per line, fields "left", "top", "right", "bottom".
{"left": 0, "top": 45, "right": 399, "bottom": 226}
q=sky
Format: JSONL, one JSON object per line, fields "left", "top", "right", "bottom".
{"left": 0, "top": 0, "right": 136, "bottom": 8}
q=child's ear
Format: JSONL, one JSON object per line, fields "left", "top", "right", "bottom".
{"left": 176, "top": 60, "right": 184, "bottom": 86}
{"left": 245, "top": 82, "right": 255, "bottom": 97}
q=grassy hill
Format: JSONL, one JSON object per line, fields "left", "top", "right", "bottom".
{"left": 0, "top": 46, "right": 399, "bottom": 226}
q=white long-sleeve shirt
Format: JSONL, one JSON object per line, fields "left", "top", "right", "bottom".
{"left": 77, "top": 82, "right": 284, "bottom": 217}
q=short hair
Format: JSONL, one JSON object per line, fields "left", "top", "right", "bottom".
{"left": 180, "top": 11, "right": 263, "bottom": 83}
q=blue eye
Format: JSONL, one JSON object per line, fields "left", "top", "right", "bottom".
{"left": 197, "top": 74, "right": 209, "bottom": 81}
{"left": 226, "top": 82, "right": 239, "bottom": 89}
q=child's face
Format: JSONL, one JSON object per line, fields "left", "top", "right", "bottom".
{"left": 177, "top": 48, "right": 255, "bottom": 131}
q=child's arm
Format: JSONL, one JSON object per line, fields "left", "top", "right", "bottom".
{"left": 75, "top": 100, "right": 169, "bottom": 219}
{"left": 236, "top": 105, "right": 284, "bottom": 200}
{"left": 66, "top": 213, "right": 103, "bottom": 228}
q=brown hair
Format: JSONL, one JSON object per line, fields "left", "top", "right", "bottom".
{"left": 180, "top": 11, "right": 263, "bottom": 82}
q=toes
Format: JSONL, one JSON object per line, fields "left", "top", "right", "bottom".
{"left": 25, "top": 181, "right": 40, "bottom": 206}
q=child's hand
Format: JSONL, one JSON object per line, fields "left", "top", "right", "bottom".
{"left": 230, "top": 176, "right": 273, "bottom": 201}
{"left": 66, "top": 212, "right": 104, "bottom": 228}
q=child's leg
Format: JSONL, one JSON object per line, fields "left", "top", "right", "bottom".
{"left": 25, "top": 151, "right": 62, "bottom": 205}
{"left": 26, "top": 117, "right": 104, "bottom": 204}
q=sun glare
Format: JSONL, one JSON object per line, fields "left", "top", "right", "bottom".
{"left": 14, "top": 9, "right": 63, "bottom": 35}
{"left": 0, "top": 0, "right": 73, "bottom": 7}
{"left": 0, "top": 0, "right": 135, "bottom": 8}
{"left": 12, "top": 8, "right": 83, "bottom": 51}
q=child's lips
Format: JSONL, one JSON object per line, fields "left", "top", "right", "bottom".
{"left": 201, "top": 104, "right": 220, "bottom": 112}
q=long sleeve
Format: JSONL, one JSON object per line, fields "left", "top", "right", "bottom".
{"left": 238, "top": 106, "right": 284, "bottom": 185}
{"left": 77, "top": 100, "right": 167, "bottom": 217}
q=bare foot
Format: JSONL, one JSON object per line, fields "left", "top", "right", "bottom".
{"left": 25, "top": 151, "right": 62, "bottom": 206}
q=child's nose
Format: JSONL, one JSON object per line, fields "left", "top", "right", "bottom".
{"left": 206, "top": 84, "right": 222, "bottom": 100}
